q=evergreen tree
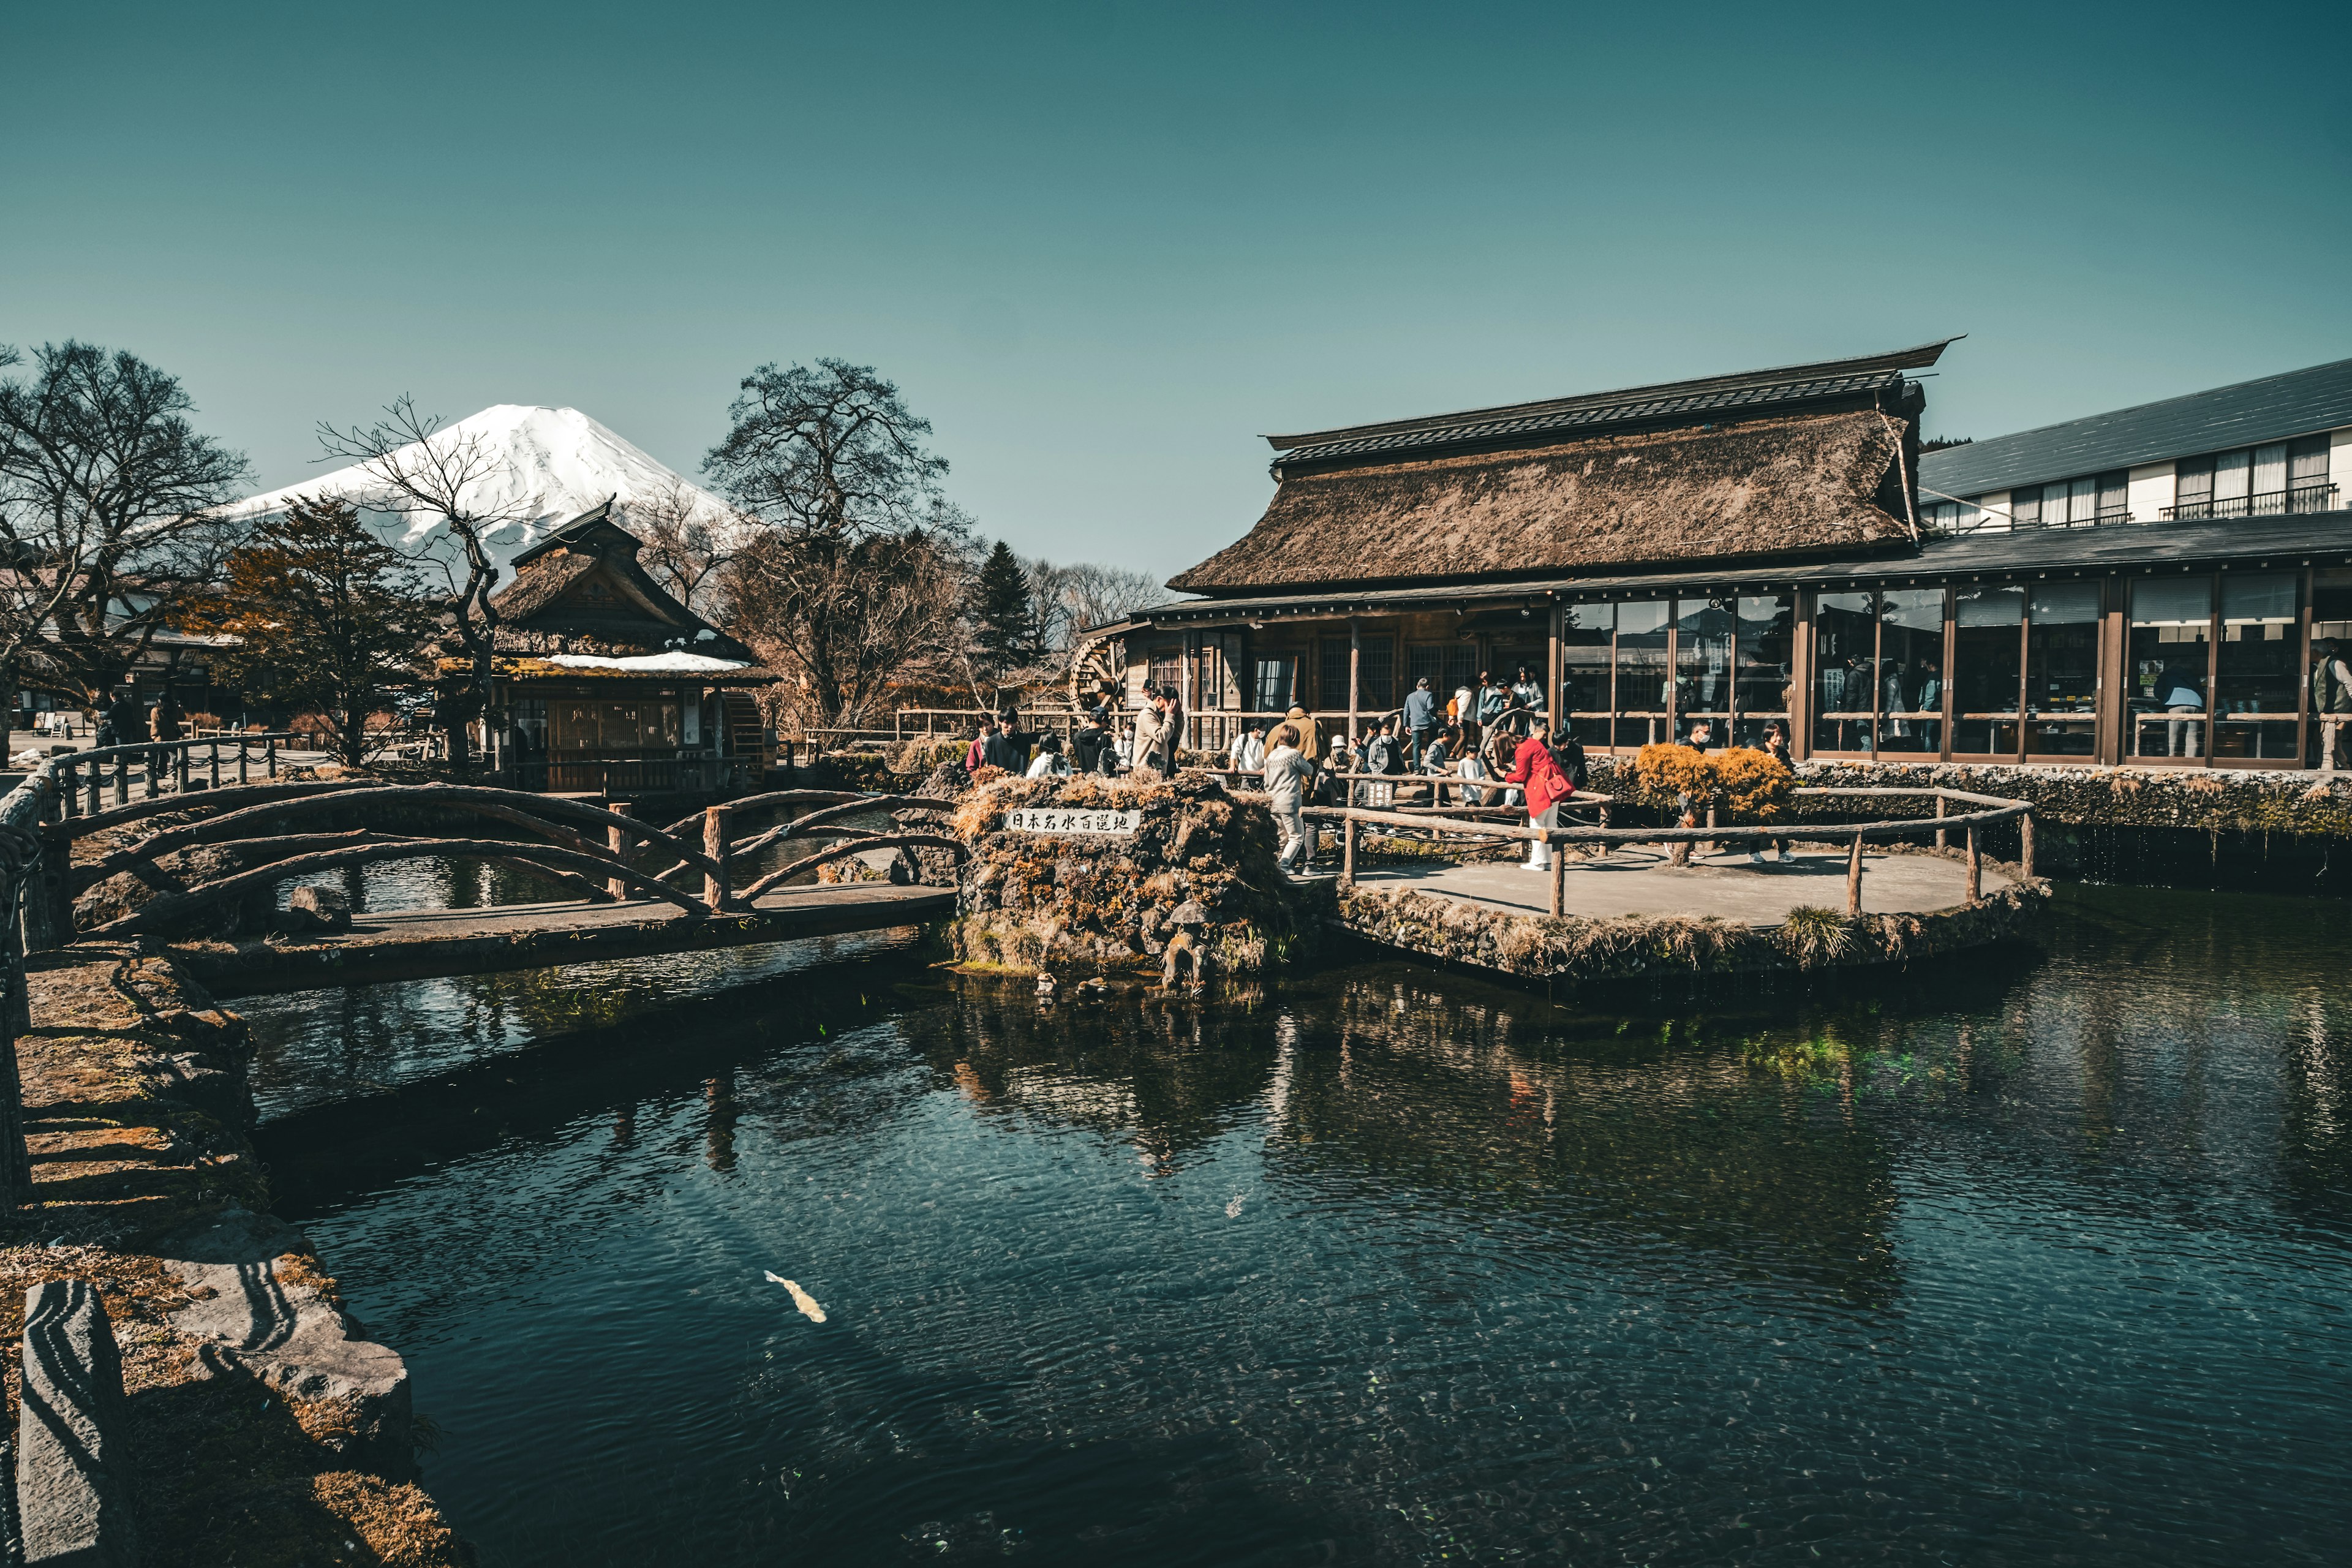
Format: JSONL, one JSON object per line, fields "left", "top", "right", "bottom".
{"left": 181, "top": 496, "right": 439, "bottom": 764}
{"left": 972, "top": 538, "right": 1036, "bottom": 671}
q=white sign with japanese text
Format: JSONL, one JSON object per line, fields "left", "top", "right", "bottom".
{"left": 1004, "top": 807, "right": 1140, "bottom": 837}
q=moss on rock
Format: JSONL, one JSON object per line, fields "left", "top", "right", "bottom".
{"left": 944, "top": 769, "right": 1304, "bottom": 977}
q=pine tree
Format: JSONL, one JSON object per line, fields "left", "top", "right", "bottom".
{"left": 180, "top": 497, "right": 439, "bottom": 764}
{"left": 972, "top": 539, "right": 1036, "bottom": 671}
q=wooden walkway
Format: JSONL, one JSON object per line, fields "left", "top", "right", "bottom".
{"left": 162, "top": 882, "right": 956, "bottom": 997}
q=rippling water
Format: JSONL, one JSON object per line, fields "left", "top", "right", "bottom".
{"left": 242, "top": 886, "right": 2352, "bottom": 1566}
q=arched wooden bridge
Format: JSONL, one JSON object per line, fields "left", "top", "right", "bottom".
{"left": 2, "top": 739, "right": 967, "bottom": 997}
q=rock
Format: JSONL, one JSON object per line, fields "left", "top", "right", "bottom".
{"left": 18, "top": 1278, "right": 138, "bottom": 1568}
{"left": 159, "top": 1206, "right": 413, "bottom": 1477}
{"left": 284, "top": 883, "right": 352, "bottom": 932}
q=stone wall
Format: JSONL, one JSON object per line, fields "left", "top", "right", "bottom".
{"left": 1327, "top": 877, "right": 2050, "bottom": 993}
{"left": 1585, "top": 754, "right": 2352, "bottom": 839}
{"left": 947, "top": 771, "right": 1305, "bottom": 976}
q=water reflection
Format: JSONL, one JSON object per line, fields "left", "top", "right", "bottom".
{"left": 246, "top": 886, "right": 2352, "bottom": 1567}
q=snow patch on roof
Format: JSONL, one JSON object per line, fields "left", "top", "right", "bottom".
{"left": 535, "top": 652, "right": 750, "bottom": 674}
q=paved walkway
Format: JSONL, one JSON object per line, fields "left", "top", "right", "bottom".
{"left": 1354, "top": 845, "right": 2011, "bottom": 924}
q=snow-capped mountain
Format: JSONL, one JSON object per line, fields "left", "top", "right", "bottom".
{"left": 218, "top": 404, "right": 739, "bottom": 571}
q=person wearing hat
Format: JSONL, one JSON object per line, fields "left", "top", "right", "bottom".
{"left": 1284, "top": 704, "right": 1321, "bottom": 763}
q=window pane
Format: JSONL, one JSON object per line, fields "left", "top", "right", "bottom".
{"left": 1674, "top": 597, "right": 1734, "bottom": 743}
{"left": 2251, "top": 442, "right": 2289, "bottom": 513}
{"left": 2213, "top": 450, "right": 2252, "bottom": 510}
{"left": 2097, "top": 470, "right": 2130, "bottom": 521}
{"left": 2215, "top": 573, "right": 2299, "bottom": 759}
{"left": 1359, "top": 639, "right": 1395, "bottom": 714}
{"left": 1317, "top": 641, "right": 1349, "bottom": 710}
{"left": 1612, "top": 601, "right": 1670, "bottom": 748}
{"left": 1561, "top": 604, "right": 1611, "bottom": 735}
{"left": 1877, "top": 589, "right": 1945, "bottom": 754}
{"left": 1952, "top": 584, "right": 2024, "bottom": 753}
{"left": 2127, "top": 578, "right": 2211, "bottom": 759}
{"left": 2008, "top": 489, "right": 2041, "bottom": 528}
{"left": 2068, "top": 475, "right": 2096, "bottom": 524}
{"left": 1253, "top": 658, "right": 1293, "bottom": 712}
{"left": 1733, "top": 594, "right": 1794, "bottom": 749}
{"left": 1812, "top": 590, "right": 1876, "bottom": 752}
{"left": 2026, "top": 584, "right": 2100, "bottom": 755}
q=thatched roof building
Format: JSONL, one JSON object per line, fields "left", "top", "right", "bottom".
{"left": 474, "top": 500, "right": 774, "bottom": 796}
{"left": 1104, "top": 341, "right": 2352, "bottom": 776}
{"left": 1170, "top": 343, "right": 1943, "bottom": 595}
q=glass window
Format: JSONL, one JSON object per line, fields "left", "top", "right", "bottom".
{"left": 1732, "top": 595, "right": 1793, "bottom": 749}
{"left": 2026, "top": 583, "right": 2100, "bottom": 756}
{"left": 1877, "top": 589, "right": 1945, "bottom": 754}
{"left": 1317, "top": 640, "right": 1350, "bottom": 710}
{"left": 2009, "top": 489, "right": 2042, "bottom": 528}
{"left": 2212, "top": 449, "right": 2252, "bottom": 512}
{"left": 1953, "top": 584, "right": 2025, "bottom": 755}
{"left": 1812, "top": 591, "right": 1877, "bottom": 752}
{"left": 2214, "top": 573, "right": 2299, "bottom": 761}
{"left": 1674, "top": 597, "right": 1734, "bottom": 743}
{"left": 1613, "top": 601, "right": 1670, "bottom": 748}
{"left": 2097, "top": 470, "right": 2130, "bottom": 522}
{"left": 2127, "top": 578, "right": 2211, "bottom": 760}
{"left": 2290, "top": 434, "right": 2332, "bottom": 513}
{"left": 1358, "top": 639, "right": 1395, "bottom": 714}
{"left": 1406, "top": 643, "right": 1477, "bottom": 704}
{"left": 1253, "top": 657, "right": 1294, "bottom": 714}
{"left": 2250, "top": 443, "right": 2290, "bottom": 513}
{"left": 1560, "top": 605, "right": 1611, "bottom": 732}
{"left": 2173, "top": 456, "right": 2214, "bottom": 519}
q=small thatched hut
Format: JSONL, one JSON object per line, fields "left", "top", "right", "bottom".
{"left": 474, "top": 500, "right": 777, "bottom": 794}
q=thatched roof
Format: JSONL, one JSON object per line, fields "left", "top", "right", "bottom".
{"left": 1168, "top": 410, "right": 1917, "bottom": 596}
{"left": 488, "top": 500, "right": 756, "bottom": 662}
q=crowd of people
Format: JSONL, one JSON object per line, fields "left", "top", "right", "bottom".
{"left": 965, "top": 665, "right": 1611, "bottom": 878}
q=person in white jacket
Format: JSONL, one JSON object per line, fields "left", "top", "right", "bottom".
{"left": 1226, "top": 720, "right": 1268, "bottom": 775}
{"left": 1262, "top": 726, "right": 1315, "bottom": 873}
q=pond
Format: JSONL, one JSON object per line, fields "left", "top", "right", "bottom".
{"left": 242, "top": 884, "right": 2352, "bottom": 1565}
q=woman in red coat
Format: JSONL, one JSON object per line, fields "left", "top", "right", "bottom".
{"left": 1503, "top": 728, "right": 1575, "bottom": 872}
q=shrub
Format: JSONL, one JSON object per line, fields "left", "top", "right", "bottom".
{"left": 1713, "top": 747, "right": 1793, "bottom": 821}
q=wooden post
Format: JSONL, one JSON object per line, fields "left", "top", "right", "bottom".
{"left": 143, "top": 747, "right": 159, "bottom": 800}
{"left": 2021, "top": 811, "right": 2035, "bottom": 880}
{"left": 1549, "top": 837, "right": 1566, "bottom": 918}
{"left": 1934, "top": 793, "right": 1947, "bottom": 851}
{"left": 703, "top": 804, "right": 731, "bottom": 910}
{"left": 112, "top": 753, "right": 128, "bottom": 807}
{"left": 1845, "top": 832, "right": 1864, "bottom": 916}
{"left": 176, "top": 745, "right": 189, "bottom": 791}
{"left": 236, "top": 737, "right": 250, "bottom": 785}
{"left": 1597, "top": 801, "right": 1611, "bottom": 857}
{"left": 208, "top": 741, "right": 220, "bottom": 788}
{"left": 1341, "top": 813, "right": 1356, "bottom": 886}
{"left": 85, "top": 764, "right": 100, "bottom": 816}
{"left": 1966, "top": 826, "right": 1981, "bottom": 903}
{"left": 1348, "top": 620, "right": 1362, "bottom": 746}
{"left": 58, "top": 764, "right": 75, "bottom": 820}
{"left": 267, "top": 736, "right": 279, "bottom": 779}
{"left": 1705, "top": 801, "right": 1717, "bottom": 858}
{"left": 606, "top": 801, "right": 633, "bottom": 901}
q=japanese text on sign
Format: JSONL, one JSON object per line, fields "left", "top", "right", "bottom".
{"left": 1004, "top": 807, "right": 1140, "bottom": 837}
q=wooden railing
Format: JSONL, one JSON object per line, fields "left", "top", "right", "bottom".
{"left": 32, "top": 733, "right": 302, "bottom": 817}
{"left": 1307, "top": 785, "right": 2036, "bottom": 919}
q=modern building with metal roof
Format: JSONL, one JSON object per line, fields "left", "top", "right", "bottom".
{"left": 1918, "top": 357, "right": 2352, "bottom": 533}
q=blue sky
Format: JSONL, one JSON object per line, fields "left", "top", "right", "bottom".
{"left": 6, "top": 1, "right": 2345, "bottom": 581}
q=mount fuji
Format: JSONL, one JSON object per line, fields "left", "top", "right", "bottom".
{"left": 219, "top": 404, "right": 739, "bottom": 572}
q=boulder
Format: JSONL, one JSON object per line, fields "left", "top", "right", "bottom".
{"left": 159, "top": 1207, "right": 413, "bottom": 1477}
{"left": 283, "top": 883, "right": 352, "bottom": 932}
{"left": 18, "top": 1278, "right": 138, "bottom": 1568}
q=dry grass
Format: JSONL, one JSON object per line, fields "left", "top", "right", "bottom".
{"left": 1777, "top": 905, "right": 1856, "bottom": 968}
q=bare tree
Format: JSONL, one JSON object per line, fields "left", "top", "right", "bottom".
{"left": 1058, "top": 561, "right": 1166, "bottom": 639}
{"left": 623, "top": 477, "right": 737, "bottom": 615}
{"left": 0, "top": 342, "right": 249, "bottom": 712}
{"left": 316, "top": 396, "right": 538, "bottom": 767}
{"left": 703, "top": 359, "right": 968, "bottom": 728}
